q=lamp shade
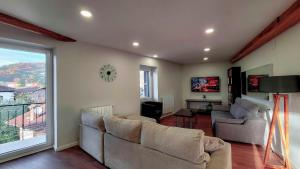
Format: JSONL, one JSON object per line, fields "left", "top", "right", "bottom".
{"left": 259, "top": 75, "right": 300, "bottom": 93}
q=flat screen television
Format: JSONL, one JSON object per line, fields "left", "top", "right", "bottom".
{"left": 191, "top": 77, "right": 220, "bottom": 92}
{"left": 248, "top": 75, "right": 268, "bottom": 92}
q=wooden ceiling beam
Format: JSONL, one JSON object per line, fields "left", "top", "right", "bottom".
{"left": 0, "top": 12, "right": 76, "bottom": 42}
{"left": 231, "top": 1, "right": 300, "bottom": 63}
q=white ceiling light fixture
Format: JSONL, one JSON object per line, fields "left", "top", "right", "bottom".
{"left": 203, "top": 57, "right": 209, "bottom": 61}
{"left": 204, "top": 48, "right": 211, "bottom": 52}
{"left": 205, "top": 28, "right": 214, "bottom": 34}
{"left": 153, "top": 54, "right": 158, "bottom": 58}
{"left": 132, "top": 41, "right": 140, "bottom": 47}
{"left": 80, "top": 10, "right": 93, "bottom": 18}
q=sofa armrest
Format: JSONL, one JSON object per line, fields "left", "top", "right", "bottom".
{"left": 207, "top": 143, "right": 232, "bottom": 169}
{"left": 243, "top": 117, "right": 266, "bottom": 127}
{"left": 81, "top": 112, "right": 105, "bottom": 131}
{"left": 215, "top": 118, "right": 267, "bottom": 145}
{"left": 125, "top": 114, "right": 156, "bottom": 122}
{"left": 215, "top": 117, "right": 245, "bottom": 124}
{"left": 79, "top": 124, "right": 105, "bottom": 163}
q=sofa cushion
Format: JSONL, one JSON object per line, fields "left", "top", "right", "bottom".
{"left": 81, "top": 112, "right": 105, "bottom": 131}
{"left": 141, "top": 121, "right": 210, "bottom": 164}
{"left": 230, "top": 103, "right": 248, "bottom": 119}
{"left": 103, "top": 116, "right": 142, "bottom": 143}
{"left": 125, "top": 114, "right": 156, "bottom": 122}
{"left": 203, "top": 136, "right": 225, "bottom": 153}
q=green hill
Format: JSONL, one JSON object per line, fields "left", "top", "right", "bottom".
{"left": 0, "top": 63, "right": 45, "bottom": 87}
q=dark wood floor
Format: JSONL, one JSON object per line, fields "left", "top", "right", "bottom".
{"left": 0, "top": 146, "right": 107, "bottom": 169}
{"left": 0, "top": 114, "right": 279, "bottom": 169}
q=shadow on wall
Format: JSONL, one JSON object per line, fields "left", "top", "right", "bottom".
{"left": 289, "top": 93, "right": 300, "bottom": 169}
{"left": 241, "top": 95, "right": 283, "bottom": 155}
{"left": 243, "top": 94, "right": 300, "bottom": 169}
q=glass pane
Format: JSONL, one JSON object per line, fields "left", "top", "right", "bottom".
{"left": 0, "top": 47, "right": 47, "bottom": 154}
{"left": 139, "top": 70, "right": 145, "bottom": 97}
{"left": 144, "top": 71, "right": 150, "bottom": 97}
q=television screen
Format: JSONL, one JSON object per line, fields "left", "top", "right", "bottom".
{"left": 191, "top": 77, "right": 220, "bottom": 92}
{"left": 248, "top": 75, "right": 268, "bottom": 92}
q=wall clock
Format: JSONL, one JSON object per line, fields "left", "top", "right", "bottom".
{"left": 99, "top": 64, "right": 117, "bottom": 82}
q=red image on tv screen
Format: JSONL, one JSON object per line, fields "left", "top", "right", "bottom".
{"left": 191, "top": 77, "right": 220, "bottom": 92}
{"left": 248, "top": 75, "right": 267, "bottom": 92}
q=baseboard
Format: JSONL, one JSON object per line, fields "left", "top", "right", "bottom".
{"left": 0, "top": 145, "right": 52, "bottom": 163}
{"left": 161, "top": 112, "right": 174, "bottom": 118}
{"left": 55, "top": 141, "right": 78, "bottom": 152}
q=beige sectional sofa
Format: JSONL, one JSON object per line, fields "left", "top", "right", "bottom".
{"left": 80, "top": 112, "right": 232, "bottom": 169}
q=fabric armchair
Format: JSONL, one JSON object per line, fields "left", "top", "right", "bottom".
{"left": 213, "top": 114, "right": 267, "bottom": 145}
{"left": 211, "top": 98, "right": 267, "bottom": 145}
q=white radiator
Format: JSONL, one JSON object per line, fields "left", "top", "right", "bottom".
{"left": 160, "top": 96, "right": 175, "bottom": 114}
{"left": 81, "top": 105, "right": 113, "bottom": 116}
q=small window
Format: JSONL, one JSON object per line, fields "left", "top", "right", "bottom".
{"left": 140, "top": 70, "right": 151, "bottom": 98}
{"left": 140, "top": 65, "right": 156, "bottom": 99}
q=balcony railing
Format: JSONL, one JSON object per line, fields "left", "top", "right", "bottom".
{"left": 0, "top": 103, "right": 46, "bottom": 144}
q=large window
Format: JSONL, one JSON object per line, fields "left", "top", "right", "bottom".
{"left": 140, "top": 65, "right": 157, "bottom": 99}
{"left": 0, "top": 42, "right": 53, "bottom": 159}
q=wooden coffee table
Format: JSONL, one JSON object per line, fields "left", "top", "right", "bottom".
{"left": 174, "top": 109, "right": 197, "bottom": 128}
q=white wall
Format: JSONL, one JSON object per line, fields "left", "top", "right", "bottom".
{"left": 234, "top": 22, "right": 300, "bottom": 169}
{"left": 181, "top": 62, "right": 230, "bottom": 107}
{"left": 0, "top": 24, "right": 182, "bottom": 150}
{"left": 55, "top": 43, "right": 182, "bottom": 147}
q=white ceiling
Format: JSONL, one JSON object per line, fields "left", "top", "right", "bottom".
{"left": 0, "top": 0, "right": 295, "bottom": 64}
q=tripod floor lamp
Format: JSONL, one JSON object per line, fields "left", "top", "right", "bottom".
{"left": 260, "top": 75, "right": 300, "bottom": 169}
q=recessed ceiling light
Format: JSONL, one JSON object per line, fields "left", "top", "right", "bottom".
{"left": 203, "top": 57, "right": 209, "bottom": 61}
{"left": 153, "top": 54, "right": 158, "bottom": 58}
{"left": 80, "top": 10, "right": 92, "bottom": 18}
{"left": 132, "top": 41, "right": 140, "bottom": 47}
{"left": 204, "top": 48, "right": 211, "bottom": 52}
{"left": 205, "top": 28, "right": 214, "bottom": 34}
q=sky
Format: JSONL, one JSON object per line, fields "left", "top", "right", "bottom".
{"left": 0, "top": 47, "right": 46, "bottom": 67}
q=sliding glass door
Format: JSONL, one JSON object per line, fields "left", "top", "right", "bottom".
{"left": 0, "top": 42, "right": 53, "bottom": 160}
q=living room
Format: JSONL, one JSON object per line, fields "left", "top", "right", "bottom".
{"left": 0, "top": 1, "right": 299, "bottom": 169}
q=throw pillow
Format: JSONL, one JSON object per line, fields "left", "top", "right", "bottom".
{"left": 235, "top": 97, "right": 242, "bottom": 104}
{"left": 239, "top": 99, "right": 259, "bottom": 116}
{"left": 103, "top": 115, "right": 142, "bottom": 143}
{"left": 203, "top": 136, "right": 225, "bottom": 153}
{"left": 230, "top": 103, "right": 248, "bottom": 119}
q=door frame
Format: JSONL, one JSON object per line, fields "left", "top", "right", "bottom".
{"left": 0, "top": 39, "right": 54, "bottom": 163}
